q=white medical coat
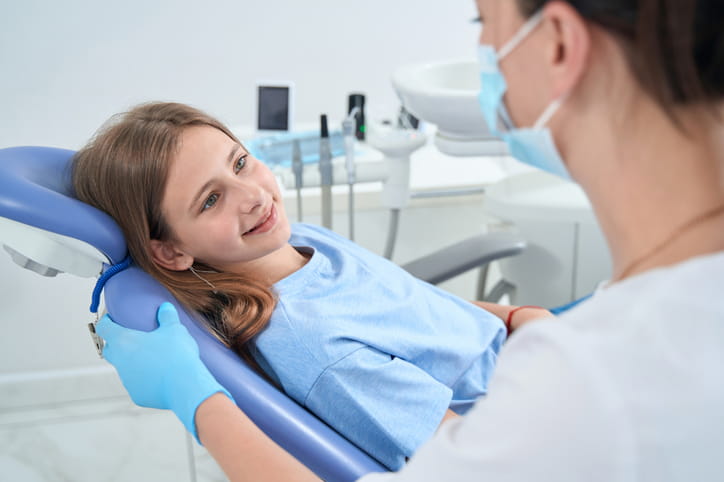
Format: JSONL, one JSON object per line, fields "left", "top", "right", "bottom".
{"left": 362, "top": 251, "right": 724, "bottom": 481}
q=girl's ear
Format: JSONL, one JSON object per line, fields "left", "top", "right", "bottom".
{"left": 149, "top": 239, "right": 194, "bottom": 271}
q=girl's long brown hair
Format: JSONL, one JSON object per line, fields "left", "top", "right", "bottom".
{"left": 72, "top": 102, "right": 276, "bottom": 368}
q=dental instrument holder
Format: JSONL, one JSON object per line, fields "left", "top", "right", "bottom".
{"left": 273, "top": 118, "right": 426, "bottom": 256}
{"left": 319, "top": 115, "right": 333, "bottom": 229}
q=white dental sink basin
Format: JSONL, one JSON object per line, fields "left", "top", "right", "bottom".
{"left": 392, "top": 59, "right": 493, "bottom": 142}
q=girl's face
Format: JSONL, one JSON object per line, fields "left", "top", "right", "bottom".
{"left": 155, "top": 125, "right": 291, "bottom": 274}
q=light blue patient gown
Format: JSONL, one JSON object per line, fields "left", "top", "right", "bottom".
{"left": 252, "top": 223, "right": 506, "bottom": 470}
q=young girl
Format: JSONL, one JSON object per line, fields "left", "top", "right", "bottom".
{"left": 72, "top": 102, "right": 547, "bottom": 470}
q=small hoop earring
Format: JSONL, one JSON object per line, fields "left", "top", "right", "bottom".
{"left": 189, "top": 265, "right": 218, "bottom": 293}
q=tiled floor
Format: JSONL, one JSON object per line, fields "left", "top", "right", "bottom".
{"left": 0, "top": 367, "right": 226, "bottom": 481}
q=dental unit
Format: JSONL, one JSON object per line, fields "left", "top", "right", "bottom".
{"left": 273, "top": 114, "right": 426, "bottom": 260}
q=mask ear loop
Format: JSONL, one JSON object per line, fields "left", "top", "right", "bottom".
{"left": 492, "top": 10, "right": 545, "bottom": 132}
{"left": 498, "top": 10, "right": 545, "bottom": 60}
{"left": 497, "top": 106, "right": 515, "bottom": 132}
{"left": 494, "top": 9, "right": 568, "bottom": 131}
{"left": 533, "top": 92, "right": 569, "bottom": 129}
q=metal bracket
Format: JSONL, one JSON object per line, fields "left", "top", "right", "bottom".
{"left": 87, "top": 316, "right": 104, "bottom": 359}
{"left": 484, "top": 279, "right": 517, "bottom": 304}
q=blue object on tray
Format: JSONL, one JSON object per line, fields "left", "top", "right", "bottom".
{"left": 246, "top": 129, "right": 347, "bottom": 167}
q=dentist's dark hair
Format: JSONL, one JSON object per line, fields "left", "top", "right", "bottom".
{"left": 72, "top": 102, "right": 276, "bottom": 371}
{"left": 516, "top": 0, "right": 724, "bottom": 115}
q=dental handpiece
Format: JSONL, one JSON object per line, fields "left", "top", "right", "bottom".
{"left": 292, "top": 139, "right": 303, "bottom": 222}
{"left": 342, "top": 108, "right": 359, "bottom": 240}
{"left": 343, "top": 107, "right": 359, "bottom": 185}
{"left": 319, "top": 114, "right": 333, "bottom": 229}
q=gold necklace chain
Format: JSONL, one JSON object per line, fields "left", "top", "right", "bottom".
{"left": 616, "top": 203, "right": 724, "bottom": 281}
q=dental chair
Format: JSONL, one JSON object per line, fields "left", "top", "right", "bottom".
{"left": 0, "top": 145, "right": 527, "bottom": 481}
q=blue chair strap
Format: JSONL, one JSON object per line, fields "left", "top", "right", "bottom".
{"left": 550, "top": 293, "right": 593, "bottom": 315}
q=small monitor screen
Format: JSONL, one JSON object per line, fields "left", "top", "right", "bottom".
{"left": 257, "top": 86, "right": 290, "bottom": 131}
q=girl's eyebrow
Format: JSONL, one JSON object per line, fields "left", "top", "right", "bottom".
{"left": 189, "top": 178, "right": 215, "bottom": 213}
{"left": 227, "top": 143, "right": 242, "bottom": 163}
{"left": 188, "top": 144, "right": 243, "bottom": 213}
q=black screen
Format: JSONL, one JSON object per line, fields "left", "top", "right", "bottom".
{"left": 257, "top": 86, "right": 290, "bottom": 131}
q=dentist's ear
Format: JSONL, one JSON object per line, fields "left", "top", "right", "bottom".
{"left": 149, "top": 239, "right": 194, "bottom": 271}
{"left": 543, "top": 1, "right": 591, "bottom": 99}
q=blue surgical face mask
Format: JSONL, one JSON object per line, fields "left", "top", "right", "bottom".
{"left": 478, "top": 12, "right": 572, "bottom": 180}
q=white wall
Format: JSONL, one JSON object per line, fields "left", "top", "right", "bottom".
{"left": 0, "top": 0, "right": 481, "bottom": 373}
{"left": 0, "top": 0, "right": 479, "bottom": 149}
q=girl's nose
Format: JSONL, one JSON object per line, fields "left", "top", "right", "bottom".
{"left": 230, "top": 179, "right": 263, "bottom": 214}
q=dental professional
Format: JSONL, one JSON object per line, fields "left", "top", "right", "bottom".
{"left": 94, "top": 0, "right": 724, "bottom": 480}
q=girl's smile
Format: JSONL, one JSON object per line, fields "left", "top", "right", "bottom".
{"left": 243, "top": 204, "right": 278, "bottom": 236}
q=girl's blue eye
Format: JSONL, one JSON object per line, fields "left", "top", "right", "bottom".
{"left": 234, "top": 154, "right": 247, "bottom": 173}
{"left": 202, "top": 193, "right": 218, "bottom": 211}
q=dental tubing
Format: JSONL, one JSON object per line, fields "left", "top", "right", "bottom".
{"left": 87, "top": 256, "right": 132, "bottom": 358}
{"left": 90, "top": 256, "right": 132, "bottom": 314}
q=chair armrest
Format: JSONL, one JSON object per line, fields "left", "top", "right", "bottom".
{"left": 401, "top": 231, "right": 526, "bottom": 285}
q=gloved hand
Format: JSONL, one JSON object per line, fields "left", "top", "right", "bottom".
{"left": 96, "top": 301, "right": 233, "bottom": 443}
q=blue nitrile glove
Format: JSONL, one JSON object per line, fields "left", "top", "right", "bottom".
{"left": 96, "top": 301, "right": 233, "bottom": 443}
